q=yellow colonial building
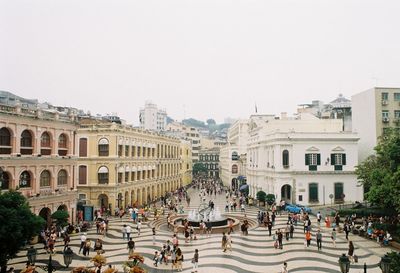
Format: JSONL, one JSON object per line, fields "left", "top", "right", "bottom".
{"left": 76, "top": 119, "right": 184, "bottom": 212}
{"left": 0, "top": 102, "right": 78, "bottom": 225}
{"left": 179, "top": 139, "right": 192, "bottom": 186}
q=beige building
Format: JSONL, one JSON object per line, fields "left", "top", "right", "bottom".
{"left": 166, "top": 122, "right": 201, "bottom": 162}
{"left": 352, "top": 87, "right": 400, "bottom": 161}
{"left": 0, "top": 103, "right": 78, "bottom": 225}
{"left": 76, "top": 120, "right": 183, "bottom": 212}
{"left": 179, "top": 140, "right": 193, "bottom": 186}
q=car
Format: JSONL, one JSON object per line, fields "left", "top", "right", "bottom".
{"left": 285, "top": 203, "right": 312, "bottom": 214}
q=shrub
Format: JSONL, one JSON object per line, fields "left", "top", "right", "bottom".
{"left": 266, "top": 194, "right": 276, "bottom": 206}
{"left": 51, "top": 210, "right": 70, "bottom": 227}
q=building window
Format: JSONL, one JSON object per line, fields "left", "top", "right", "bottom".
{"left": 79, "top": 138, "right": 88, "bottom": 157}
{"left": 334, "top": 182, "right": 344, "bottom": 202}
{"left": 125, "top": 145, "right": 129, "bottom": 157}
{"left": 305, "top": 153, "right": 320, "bottom": 171}
{"left": 331, "top": 153, "right": 346, "bottom": 171}
{"left": 0, "top": 127, "right": 12, "bottom": 154}
{"left": 58, "top": 134, "right": 68, "bottom": 156}
{"left": 20, "top": 130, "right": 33, "bottom": 155}
{"left": 232, "top": 164, "right": 238, "bottom": 174}
{"left": 98, "top": 166, "right": 109, "bottom": 184}
{"left": 232, "top": 151, "right": 238, "bottom": 161}
{"left": 131, "top": 146, "right": 136, "bottom": 157}
{"left": 282, "top": 150, "right": 289, "bottom": 168}
{"left": 137, "top": 146, "right": 141, "bottom": 157}
{"left": 382, "top": 110, "right": 390, "bottom": 123}
{"left": 309, "top": 183, "right": 318, "bottom": 202}
{"left": 79, "top": 166, "right": 87, "bottom": 185}
{"left": 118, "top": 172, "right": 123, "bottom": 183}
{"left": 40, "top": 132, "right": 51, "bottom": 155}
{"left": 98, "top": 138, "right": 109, "bottom": 156}
{"left": 57, "top": 169, "right": 68, "bottom": 185}
{"left": 125, "top": 172, "right": 129, "bottom": 182}
{"left": 40, "top": 170, "right": 51, "bottom": 187}
{"left": 394, "top": 110, "right": 400, "bottom": 119}
{"left": 118, "top": 145, "right": 123, "bottom": 157}
{"left": 19, "top": 171, "right": 31, "bottom": 188}
{"left": 394, "top": 93, "right": 400, "bottom": 101}
{"left": 382, "top": 92, "right": 389, "bottom": 101}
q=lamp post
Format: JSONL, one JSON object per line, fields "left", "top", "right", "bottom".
{"left": 26, "top": 246, "right": 37, "bottom": 265}
{"left": 338, "top": 254, "right": 350, "bottom": 273}
{"left": 379, "top": 254, "right": 391, "bottom": 273}
{"left": 63, "top": 247, "right": 74, "bottom": 268}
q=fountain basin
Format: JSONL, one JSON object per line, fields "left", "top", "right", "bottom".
{"left": 170, "top": 216, "right": 240, "bottom": 234}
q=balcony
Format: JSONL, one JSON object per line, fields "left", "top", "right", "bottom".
{"left": 382, "top": 117, "right": 390, "bottom": 123}
{"left": 382, "top": 100, "right": 389, "bottom": 106}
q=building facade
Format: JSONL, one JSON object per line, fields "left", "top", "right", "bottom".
{"left": 0, "top": 102, "right": 78, "bottom": 225}
{"left": 166, "top": 122, "right": 201, "bottom": 162}
{"left": 180, "top": 140, "right": 193, "bottom": 186}
{"left": 246, "top": 113, "right": 363, "bottom": 206}
{"left": 76, "top": 120, "right": 182, "bottom": 212}
{"left": 352, "top": 87, "right": 400, "bottom": 161}
{"left": 198, "top": 148, "right": 220, "bottom": 178}
{"left": 139, "top": 101, "right": 167, "bottom": 132}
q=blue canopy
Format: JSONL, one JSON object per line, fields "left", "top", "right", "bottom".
{"left": 239, "top": 184, "right": 249, "bottom": 191}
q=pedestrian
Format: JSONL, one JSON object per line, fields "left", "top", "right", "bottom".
{"left": 126, "top": 224, "right": 132, "bottom": 240}
{"left": 348, "top": 241, "right": 354, "bottom": 263}
{"left": 305, "top": 231, "right": 311, "bottom": 248}
{"left": 344, "top": 223, "right": 350, "bottom": 241}
{"left": 289, "top": 223, "right": 294, "bottom": 239}
{"left": 281, "top": 262, "right": 288, "bottom": 273}
{"left": 127, "top": 238, "right": 135, "bottom": 255}
{"left": 94, "top": 238, "right": 103, "bottom": 253}
{"left": 152, "top": 227, "right": 156, "bottom": 245}
{"left": 285, "top": 223, "right": 290, "bottom": 241}
{"left": 122, "top": 225, "right": 127, "bottom": 240}
{"left": 221, "top": 232, "right": 227, "bottom": 252}
{"left": 79, "top": 233, "right": 87, "bottom": 254}
{"left": 83, "top": 238, "right": 91, "bottom": 256}
{"left": 191, "top": 249, "right": 199, "bottom": 273}
{"left": 226, "top": 232, "right": 232, "bottom": 251}
{"left": 175, "top": 248, "right": 183, "bottom": 272}
{"left": 206, "top": 220, "right": 212, "bottom": 237}
{"left": 317, "top": 211, "right": 322, "bottom": 227}
{"left": 153, "top": 251, "right": 160, "bottom": 267}
{"left": 268, "top": 221, "right": 272, "bottom": 236}
{"left": 331, "top": 228, "right": 337, "bottom": 247}
{"left": 137, "top": 220, "right": 142, "bottom": 236}
{"left": 277, "top": 229, "right": 283, "bottom": 249}
{"left": 63, "top": 233, "right": 70, "bottom": 251}
{"left": 316, "top": 230, "right": 322, "bottom": 250}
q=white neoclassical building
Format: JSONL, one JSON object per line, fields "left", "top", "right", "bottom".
{"left": 246, "top": 113, "right": 363, "bottom": 206}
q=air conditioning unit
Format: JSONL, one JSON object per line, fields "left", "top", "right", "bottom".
{"left": 382, "top": 117, "right": 390, "bottom": 123}
{"left": 382, "top": 100, "right": 388, "bottom": 106}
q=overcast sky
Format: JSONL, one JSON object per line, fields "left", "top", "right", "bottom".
{"left": 1, "top": 0, "right": 399, "bottom": 125}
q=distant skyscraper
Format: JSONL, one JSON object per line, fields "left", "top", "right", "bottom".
{"left": 139, "top": 101, "right": 167, "bottom": 131}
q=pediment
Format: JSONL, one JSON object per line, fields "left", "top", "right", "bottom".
{"left": 306, "top": 146, "right": 319, "bottom": 152}
{"left": 332, "top": 146, "right": 345, "bottom": 152}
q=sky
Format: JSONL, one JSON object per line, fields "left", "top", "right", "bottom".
{"left": 1, "top": 0, "right": 400, "bottom": 125}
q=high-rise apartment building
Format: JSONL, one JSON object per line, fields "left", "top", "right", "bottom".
{"left": 139, "top": 101, "right": 167, "bottom": 132}
{"left": 352, "top": 87, "right": 400, "bottom": 161}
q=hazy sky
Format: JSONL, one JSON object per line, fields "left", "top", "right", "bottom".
{"left": 1, "top": 0, "right": 399, "bottom": 125}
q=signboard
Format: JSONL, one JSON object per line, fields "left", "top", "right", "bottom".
{"left": 83, "top": 205, "right": 94, "bottom": 222}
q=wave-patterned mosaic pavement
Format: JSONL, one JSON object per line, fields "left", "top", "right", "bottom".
{"left": 8, "top": 189, "right": 393, "bottom": 273}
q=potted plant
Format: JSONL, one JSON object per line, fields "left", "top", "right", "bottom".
{"left": 256, "top": 191, "right": 267, "bottom": 207}
{"left": 123, "top": 253, "right": 146, "bottom": 273}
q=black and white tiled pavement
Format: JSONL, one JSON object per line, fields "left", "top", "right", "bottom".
{"left": 8, "top": 189, "right": 391, "bottom": 273}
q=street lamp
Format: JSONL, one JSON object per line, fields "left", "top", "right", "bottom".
{"left": 26, "top": 246, "right": 37, "bottom": 265}
{"left": 379, "top": 254, "right": 391, "bottom": 273}
{"left": 63, "top": 247, "right": 74, "bottom": 268}
{"left": 338, "top": 254, "right": 350, "bottom": 273}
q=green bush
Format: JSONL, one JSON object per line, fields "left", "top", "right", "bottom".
{"left": 266, "top": 194, "right": 276, "bottom": 206}
{"left": 256, "top": 191, "right": 267, "bottom": 202}
{"left": 51, "top": 210, "right": 69, "bottom": 227}
{"left": 337, "top": 207, "right": 397, "bottom": 218}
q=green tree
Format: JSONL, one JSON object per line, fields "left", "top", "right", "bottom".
{"left": 51, "top": 210, "right": 69, "bottom": 227}
{"left": 193, "top": 163, "right": 207, "bottom": 174}
{"left": 256, "top": 191, "right": 267, "bottom": 206}
{"left": 387, "top": 251, "right": 400, "bottom": 273}
{"left": 206, "top": 119, "right": 216, "bottom": 126}
{"left": 0, "top": 191, "right": 45, "bottom": 270}
{"left": 356, "top": 129, "right": 400, "bottom": 212}
{"left": 266, "top": 194, "right": 276, "bottom": 206}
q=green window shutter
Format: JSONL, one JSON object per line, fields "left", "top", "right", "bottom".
{"left": 331, "top": 154, "right": 335, "bottom": 165}
{"left": 342, "top": 154, "right": 346, "bottom": 165}
{"left": 317, "top": 154, "right": 321, "bottom": 165}
{"left": 305, "top": 154, "right": 310, "bottom": 165}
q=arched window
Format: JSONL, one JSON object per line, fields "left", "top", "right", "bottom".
{"left": 40, "top": 132, "right": 52, "bottom": 155}
{"left": 19, "top": 171, "right": 31, "bottom": 188}
{"left": 98, "top": 138, "right": 109, "bottom": 156}
{"left": 98, "top": 166, "right": 109, "bottom": 184}
{"left": 232, "top": 164, "right": 238, "bottom": 174}
{"left": 20, "top": 130, "right": 33, "bottom": 155}
{"left": 1, "top": 172, "right": 10, "bottom": 190}
{"left": 231, "top": 151, "right": 238, "bottom": 161}
{"left": 309, "top": 183, "right": 319, "bottom": 203}
{"left": 282, "top": 150, "right": 289, "bottom": 168}
{"left": 0, "top": 127, "right": 12, "bottom": 154}
{"left": 57, "top": 170, "right": 68, "bottom": 185}
{"left": 40, "top": 170, "right": 51, "bottom": 187}
{"left": 58, "top": 134, "right": 68, "bottom": 156}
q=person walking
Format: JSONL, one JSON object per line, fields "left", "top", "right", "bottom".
{"left": 289, "top": 223, "right": 294, "bottom": 239}
{"left": 137, "top": 220, "right": 142, "bottom": 236}
{"left": 221, "top": 232, "right": 228, "bottom": 252}
{"left": 226, "top": 232, "right": 232, "bottom": 252}
{"left": 267, "top": 221, "right": 273, "bottom": 236}
{"left": 83, "top": 238, "right": 91, "bottom": 256}
{"left": 331, "top": 228, "right": 337, "bottom": 247}
{"left": 281, "top": 262, "right": 288, "bottom": 273}
{"left": 348, "top": 241, "right": 355, "bottom": 263}
{"left": 175, "top": 248, "right": 183, "bottom": 272}
{"left": 126, "top": 225, "right": 132, "bottom": 241}
{"left": 285, "top": 224, "right": 290, "bottom": 241}
{"left": 305, "top": 231, "right": 311, "bottom": 248}
{"left": 277, "top": 229, "right": 283, "bottom": 249}
{"left": 344, "top": 223, "right": 350, "bottom": 241}
{"left": 127, "top": 238, "right": 135, "bottom": 255}
{"left": 316, "top": 230, "right": 322, "bottom": 251}
{"left": 63, "top": 233, "right": 70, "bottom": 251}
{"left": 78, "top": 233, "right": 87, "bottom": 254}
{"left": 152, "top": 227, "right": 156, "bottom": 245}
{"left": 191, "top": 249, "right": 199, "bottom": 273}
